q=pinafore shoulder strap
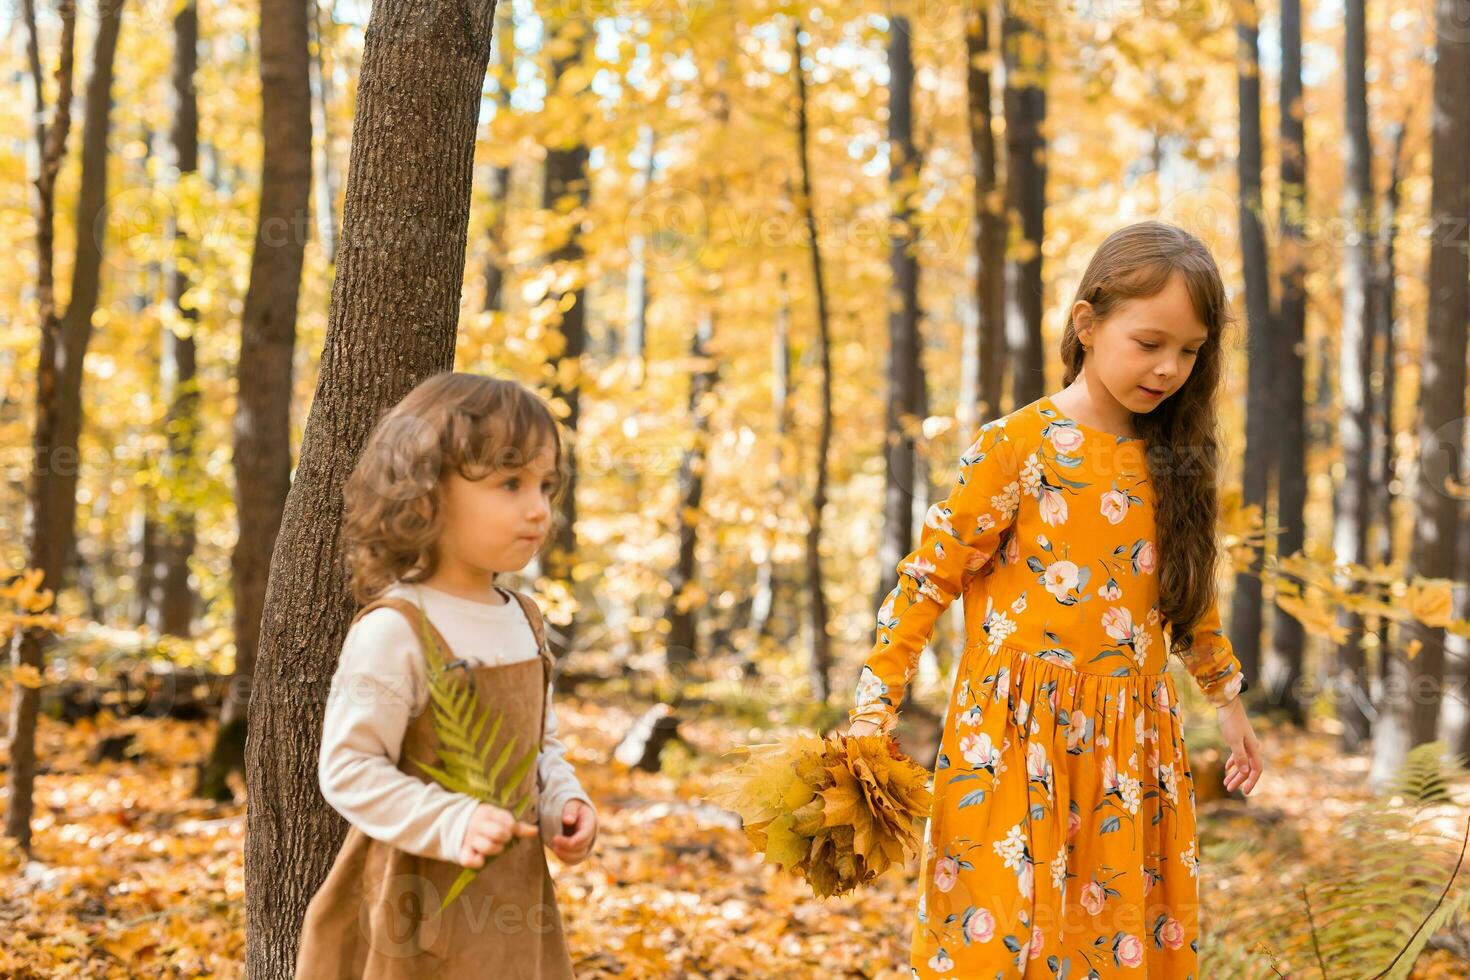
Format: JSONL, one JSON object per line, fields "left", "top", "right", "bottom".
{"left": 351, "top": 593, "right": 473, "bottom": 675}
{"left": 496, "top": 586, "right": 555, "bottom": 669}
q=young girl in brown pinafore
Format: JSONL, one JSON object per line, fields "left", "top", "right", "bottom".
{"left": 296, "top": 373, "right": 597, "bottom": 979}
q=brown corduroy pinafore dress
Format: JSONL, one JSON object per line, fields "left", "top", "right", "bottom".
{"left": 295, "top": 587, "right": 577, "bottom": 980}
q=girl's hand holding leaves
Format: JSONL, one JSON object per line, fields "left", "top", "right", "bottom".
{"left": 708, "top": 730, "right": 933, "bottom": 899}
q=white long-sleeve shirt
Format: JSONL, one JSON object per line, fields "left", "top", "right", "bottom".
{"left": 318, "top": 581, "right": 594, "bottom": 864}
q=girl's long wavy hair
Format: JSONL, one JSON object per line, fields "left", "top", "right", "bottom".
{"left": 1059, "top": 221, "right": 1236, "bottom": 657}
{"left": 342, "top": 372, "right": 566, "bottom": 605}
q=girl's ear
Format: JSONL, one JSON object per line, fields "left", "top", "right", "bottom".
{"left": 1072, "top": 300, "right": 1094, "bottom": 342}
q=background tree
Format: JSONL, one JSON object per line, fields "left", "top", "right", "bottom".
{"left": 1001, "top": 0, "right": 1046, "bottom": 406}
{"left": 1230, "top": 0, "right": 1272, "bottom": 711}
{"left": 1375, "top": 0, "right": 1470, "bottom": 786}
{"left": 875, "top": 12, "right": 922, "bottom": 624}
{"left": 7, "top": 0, "right": 123, "bottom": 852}
{"left": 1272, "top": 0, "right": 1309, "bottom": 727}
{"left": 196, "top": 0, "right": 312, "bottom": 803}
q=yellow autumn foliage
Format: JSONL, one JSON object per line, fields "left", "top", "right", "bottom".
{"left": 706, "top": 731, "right": 932, "bottom": 899}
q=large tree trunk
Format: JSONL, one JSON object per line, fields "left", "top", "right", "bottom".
{"left": 1230, "top": 0, "right": 1272, "bottom": 708}
{"left": 541, "top": 18, "right": 591, "bottom": 657}
{"left": 1001, "top": 0, "right": 1046, "bottom": 407}
{"left": 1332, "top": 0, "right": 1375, "bottom": 752}
{"left": 7, "top": 0, "right": 118, "bottom": 854}
{"left": 197, "top": 0, "right": 313, "bottom": 804}
{"left": 1379, "top": 0, "right": 1469, "bottom": 781}
{"left": 1271, "top": 0, "right": 1309, "bottom": 727}
{"left": 875, "top": 13, "right": 922, "bottom": 619}
{"left": 966, "top": 0, "right": 1006, "bottom": 425}
{"left": 242, "top": 4, "right": 499, "bottom": 974}
{"left": 792, "top": 20, "right": 833, "bottom": 705}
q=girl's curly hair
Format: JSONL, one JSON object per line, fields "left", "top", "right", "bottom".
{"left": 1058, "top": 220, "right": 1236, "bottom": 658}
{"left": 342, "top": 372, "right": 566, "bottom": 604}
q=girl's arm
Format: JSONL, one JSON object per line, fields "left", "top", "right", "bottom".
{"left": 535, "top": 682, "right": 596, "bottom": 846}
{"left": 1176, "top": 598, "right": 1249, "bottom": 708}
{"left": 849, "top": 419, "right": 1027, "bottom": 735}
{"left": 318, "top": 609, "right": 480, "bottom": 864}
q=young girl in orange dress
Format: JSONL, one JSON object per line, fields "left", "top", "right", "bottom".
{"left": 296, "top": 373, "right": 596, "bottom": 979}
{"left": 846, "top": 222, "right": 1265, "bottom": 978}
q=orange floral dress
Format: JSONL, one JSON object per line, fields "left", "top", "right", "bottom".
{"left": 849, "top": 393, "right": 1247, "bottom": 979}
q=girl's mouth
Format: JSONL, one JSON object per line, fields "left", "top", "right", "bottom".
{"left": 1138, "top": 386, "right": 1165, "bottom": 399}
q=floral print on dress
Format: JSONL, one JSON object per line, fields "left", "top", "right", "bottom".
{"left": 853, "top": 394, "right": 1246, "bottom": 977}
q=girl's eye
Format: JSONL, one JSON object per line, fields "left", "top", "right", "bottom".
{"left": 503, "top": 477, "right": 520, "bottom": 489}
{"left": 541, "top": 481, "right": 555, "bottom": 494}
{"left": 1138, "top": 341, "right": 1158, "bottom": 351}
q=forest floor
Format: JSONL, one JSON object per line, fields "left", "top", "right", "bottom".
{"left": 0, "top": 686, "right": 1467, "bottom": 978}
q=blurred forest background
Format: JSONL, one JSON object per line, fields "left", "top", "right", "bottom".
{"left": 2, "top": 0, "right": 1470, "bottom": 976}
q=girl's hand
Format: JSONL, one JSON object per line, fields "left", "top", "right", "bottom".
{"left": 1217, "top": 697, "right": 1264, "bottom": 796}
{"left": 845, "top": 719, "right": 882, "bottom": 738}
{"left": 458, "top": 803, "right": 539, "bottom": 869}
{"left": 549, "top": 798, "right": 596, "bottom": 864}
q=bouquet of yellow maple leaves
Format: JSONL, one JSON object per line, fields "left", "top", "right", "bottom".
{"left": 707, "top": 731, "right": 933, "bottom": 898}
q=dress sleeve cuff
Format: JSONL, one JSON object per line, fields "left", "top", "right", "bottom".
{"left": 848, "top": 703, "right": 899, "bottom": 736}
{"left": 539, "top": 786, "right": 596, "bottom": 848}
{"left": 443, "top": 796, "right": 479, "bottom": 865}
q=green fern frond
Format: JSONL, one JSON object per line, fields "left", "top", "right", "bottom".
{"left": 405, "top": 598, "right": 542, "bottom": 912}
{"left": 1385, "top": 741, "right": 1467, "bottom": 805}
{"left": 1204, "top": 740, "right": 1470, "bottom": 979}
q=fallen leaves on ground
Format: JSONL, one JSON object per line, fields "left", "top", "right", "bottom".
{"left": 0, "top": 689, "right": 1467, "bottom": 977}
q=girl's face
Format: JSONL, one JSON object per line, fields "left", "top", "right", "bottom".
{"left": 435, "top": 438, "right": 557, "bottom": 576}
{"left": 1075, "top": 269, "right": 1209, "bottom": 416}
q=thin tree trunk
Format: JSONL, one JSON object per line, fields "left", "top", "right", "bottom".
{"left": 197, "top": 0, "right": 313, "bottom": 804}
{"left": 541, "top": 18, "right": 591, "bottom": 657}
{"left": 9, "top": 0, "right": 80, "bottom": 849}
{"left": 1371, "top": 121, "right": 1406, "bottom": 571}
{"left": 1369, "top": 122, "right": 1407, "bottom": 728}
{"left": 624, "top": 123, "right": 657, "bottom": 383}
{"left": 1230, "top": 0, "right": 1272, "bottom": 707}
{"left": 242, "top": 3, "right": 499, "bottom": 975}
{"left": 1445, "top": 433, "right": 1470, "bottom": 756}
{"left": 482, "top": 5, "right": 515, "bottom": 314}
{"left": 308, "top": 0, "right": 340, "bottom": 264}
{"left": 1001, "top": 0, "right": 1046, "bottom": 407}
{"left": 1332, "top": 0, "right": 1375, "bottom": 751}
{"left": 967, "top": 0, "right": 1005, "bottom": 424}
{"left": 792, "top": 20, "right": 833, "bottom": 705}
{"left": 875, "top": 13, "right": 922, "bottom": 619}
{"left": 746, "top": 268, "right": 792, "bottom": 656}
{"left": 663, "top": 310, "right": 718, "bottom": 669}
{"left": 153, "top": 0, "right": 201, "bottom": 638}
{"left": 1271, "top": 0, "right": 1309, "bottom": 727}
{"left": 7, "top": 0, "right": 117, "bottom": 853}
